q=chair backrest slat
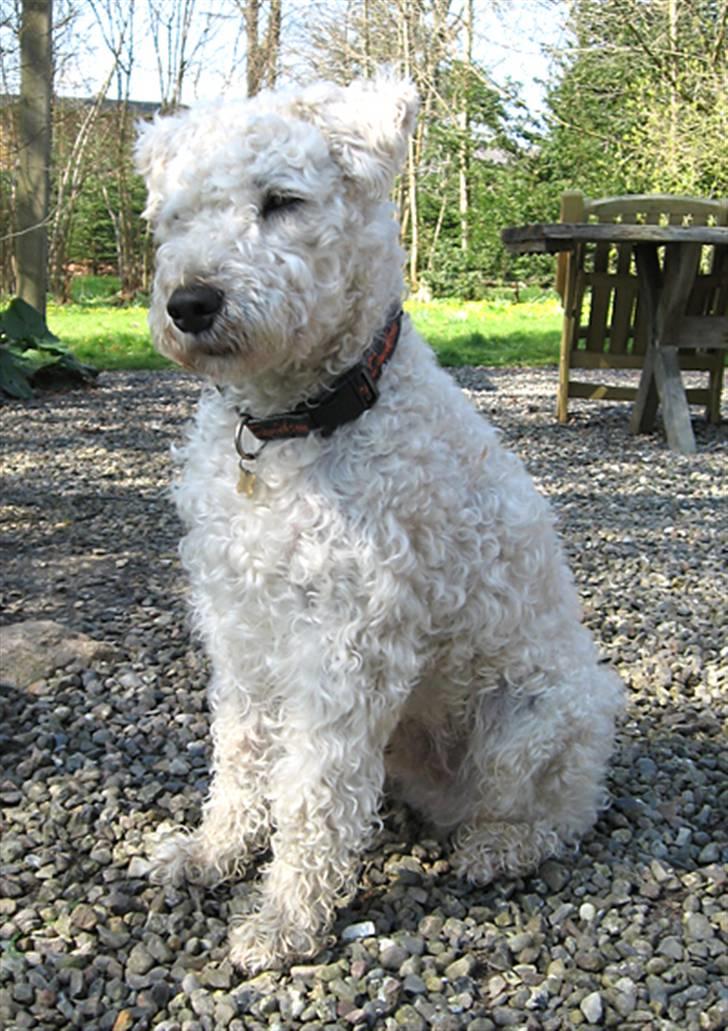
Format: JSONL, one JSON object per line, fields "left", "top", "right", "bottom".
{"left": 609, "top": 242, "right": 636, "bottom": 353}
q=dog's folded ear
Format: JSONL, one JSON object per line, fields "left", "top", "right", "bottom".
{"left": 134, "top": 109, "right": 193, "bottom": 221}
{"left": 134, "top": 116, "right": 174, "bottom": 220}
{"left": 301, "top": 75, "right": 419, "bottom": 200}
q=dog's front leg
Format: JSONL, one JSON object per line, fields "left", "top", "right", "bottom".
{"left": 152, "top": 684, "right": 272, "bottom": 885}
{"left": 228, "top": 698, "right": 397, "bottom": 972}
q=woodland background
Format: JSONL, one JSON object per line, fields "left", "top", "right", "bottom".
{"left": 1, "top": 0, "right": 727, "bottom": 307}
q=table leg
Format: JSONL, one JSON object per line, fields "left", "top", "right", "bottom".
{"left": 652, "top": 344, "right": 696, "bottom": 455}
{"left": 631, "top": 243, "right": 701, "bottom": 455}
{"left": 630, "top": 245, "right": 660, "bottom": 435}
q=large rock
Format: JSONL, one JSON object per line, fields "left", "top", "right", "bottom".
{"left": 0, "top": 620, "right": 115, "bottom": 689}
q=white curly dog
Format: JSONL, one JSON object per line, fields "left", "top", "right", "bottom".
{"left": 136, "top": 74, "right": 622, "bottom": 972}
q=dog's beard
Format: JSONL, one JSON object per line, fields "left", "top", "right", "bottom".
{"left": 154, "top": 302, "right": 315, "bottom": 388}
{"left": 156, "top": 325, "right": 243, "bottom": 367}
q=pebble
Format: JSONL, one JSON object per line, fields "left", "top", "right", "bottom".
{"left": 127, "top": 857, "right": 153, "bottom": 878}
{"left": 341, "top": 920, "right": 376, "bottom": 942}
{"left": 492, "top": 1006, "right": 523, "bottom": 1026}
{"left": 698, "top": 842, "right": 721, "bottom": 864}
{"left": 0, "top": 367, "right": 724, "bottom": 1030}
{"left": 684, "top": 913, "right": 714, "bottom": 941}
{"left": 126, "top": 943, "right": 156, "bottom": 977}
{"left": 540, "top": 860, "right": 570, "bottom": 892}
{"left": 403, "top": 974, "right": 427, "bottom": 995}
{"left": 380, "top": 941, "right": 409, "bottom": 970}
{"left": 658, "top": 936, "right": 684, "bottom": 960}
{"left": 579, "top": 902, "right": 596, "bottom": 923}
{"left": 611, "top": 977, "right": 637, "bottom": 1017}
{"left": 580, "top": 991, "right": 603, "bottom": 1024}
{"left": 445, "top": 955, "right": 477, "bottom": 979}
{"left": 70, "top": 904, "right": 98, "bottom": 930}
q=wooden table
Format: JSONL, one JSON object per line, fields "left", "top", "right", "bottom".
{"left": 502, "top": 222, "right": 728, "bottom": 454}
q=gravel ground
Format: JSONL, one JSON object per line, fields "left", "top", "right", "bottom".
{"left": 1, "top": 367, "right": 726, "bottom": 1031}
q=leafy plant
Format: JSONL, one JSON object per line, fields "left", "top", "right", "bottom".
{"left": 0, "top": 297, "right": 97, "bottom": 399}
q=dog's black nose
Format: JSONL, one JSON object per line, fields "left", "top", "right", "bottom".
{"left": 167, "top": 285, "right": 224, "bottom": 334}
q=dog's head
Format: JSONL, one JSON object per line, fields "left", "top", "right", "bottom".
{"left": 136, "top": 75, "right": 418, "bottom": 388}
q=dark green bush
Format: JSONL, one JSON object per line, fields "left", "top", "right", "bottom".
{"left": 0, "top": 298, "right": 97, "bottom": 399}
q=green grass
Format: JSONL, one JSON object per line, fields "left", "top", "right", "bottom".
{"left": 47, "top": 302, "right": 171, "bottom": 371}
{"left": 43, "top": 275, "right": 171, "bottom": 371}
{"left": 407, "top": 295, "right": 561, "bottom": 367}
{"left": 22, "top": 277, "right": 563, "bottom": 371}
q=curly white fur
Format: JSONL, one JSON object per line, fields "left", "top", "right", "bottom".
{"left": 136, "top": 74, "right": 623, "bottom": 973}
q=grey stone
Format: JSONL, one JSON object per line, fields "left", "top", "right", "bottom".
{"left": 0, "top": 620, "right": 115, "bottom": 689}
{"left": 127, "top": 856, "right": 153, "bottom": 878}
{"left": 658, "top": 936, "right": 684, "bottom": 960}
{"left": 419, "top": 915, "right": 445, "bottom": 938}
{"left": 394, "top": 1003, "right": 426, "bottom": 1029}
{"left": 380, "top": 943, "right": 409, "bottom": 970}
{"left": 341, "top": 920, "right": 376, "bottom": 942}
{"left": 70, "top": 904, "right": 98, "bottom": 930}
{"left": 189, "top": 989, "right": 215, "bottom": 1017}
{"left": 636, "top": 757, "right": 657, "bottom": 779}
{"left": 491, "top": 1007, "right": 523, "bottom": 1026}
{"left": 444, "top": 955, "right": 476, "bottom": 980}
{"left": 698, "top": 842, "right": 721, "bottom": 864}
{"left": 540, "top": 860, "right": 570, "bottom": 892}
{"left": 126, "top": 943, "right": 156, "bottom": 977}
{"left": 580, "top": 991, "right": 603, "bottom": 1024}
{"left": 684, "top": 913, "right": 715, "bottom": 941}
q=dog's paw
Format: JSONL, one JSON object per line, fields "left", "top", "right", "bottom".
{"left": 148, "top": 824, "right": 231, "bottom": 887}
{"left": 449, "top": 846, "right": 497, "bottom": 886}
{"left": 148, "top": 825, "right": 206, "bottom": 886}
{"left": 451, "top": 819, "right": 562, "bottom": 884}
{"left": 229, "top": 912, "right": 324, "bottom": 973}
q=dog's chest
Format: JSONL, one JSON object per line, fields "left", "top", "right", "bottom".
{"left": 175, "top": 413, "right": 362, "bottom": 588}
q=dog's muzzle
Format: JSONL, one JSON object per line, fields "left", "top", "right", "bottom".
{"left": 167, "top": 285, "right": 224, "bottom": 334}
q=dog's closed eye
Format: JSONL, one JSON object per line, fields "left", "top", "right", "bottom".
{"left": 261, "top": 192, "right": 304, "bottom": 218}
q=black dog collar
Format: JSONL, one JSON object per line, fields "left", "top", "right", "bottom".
{"left": 234, "top": 310, "right": 403, "bottom": 460}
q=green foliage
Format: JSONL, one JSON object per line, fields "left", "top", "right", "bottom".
{"left": 8, "top": 1, "right": 723, "bottom": 310}
{"left": 43, "top": 100, "right": 152, "bottom": 300}
{"left": 541, "top": 0, "right": 728, "bottom": 198}
{"left": 0, "top": 298, "right": 97, "bottom": 399}
{"left": 65, "top": 178, "right": 119, "bottom": 270}
{"left": 414, "top": 58, "right": 558, "bottom": 297}
{"left": 419, "top": 152, "right": 559, "bottom": 296}
{"left": 60, "top": 139, "right": 149, "bottom": 275}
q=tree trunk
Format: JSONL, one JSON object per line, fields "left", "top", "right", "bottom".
{"left": 400, "top": 0, "right": 419, "bottom": 289}
{"left": 244, "top": 0, "right": 280, "bottom": 95}
{"left": 16, "top": 0, "right": 53, "bottom": 317}
{"left": 265, "top": 0, "right": 281, "bottom": 87}
{"left": 458, "top": 0, "right": 473, "bottom": 254}
{"left": 245, "top": 0, "right": 261, "bottom": 95}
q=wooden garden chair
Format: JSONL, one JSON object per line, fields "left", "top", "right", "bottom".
{"left": 555, "top": 191, "right": 728, "bottom": 424}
